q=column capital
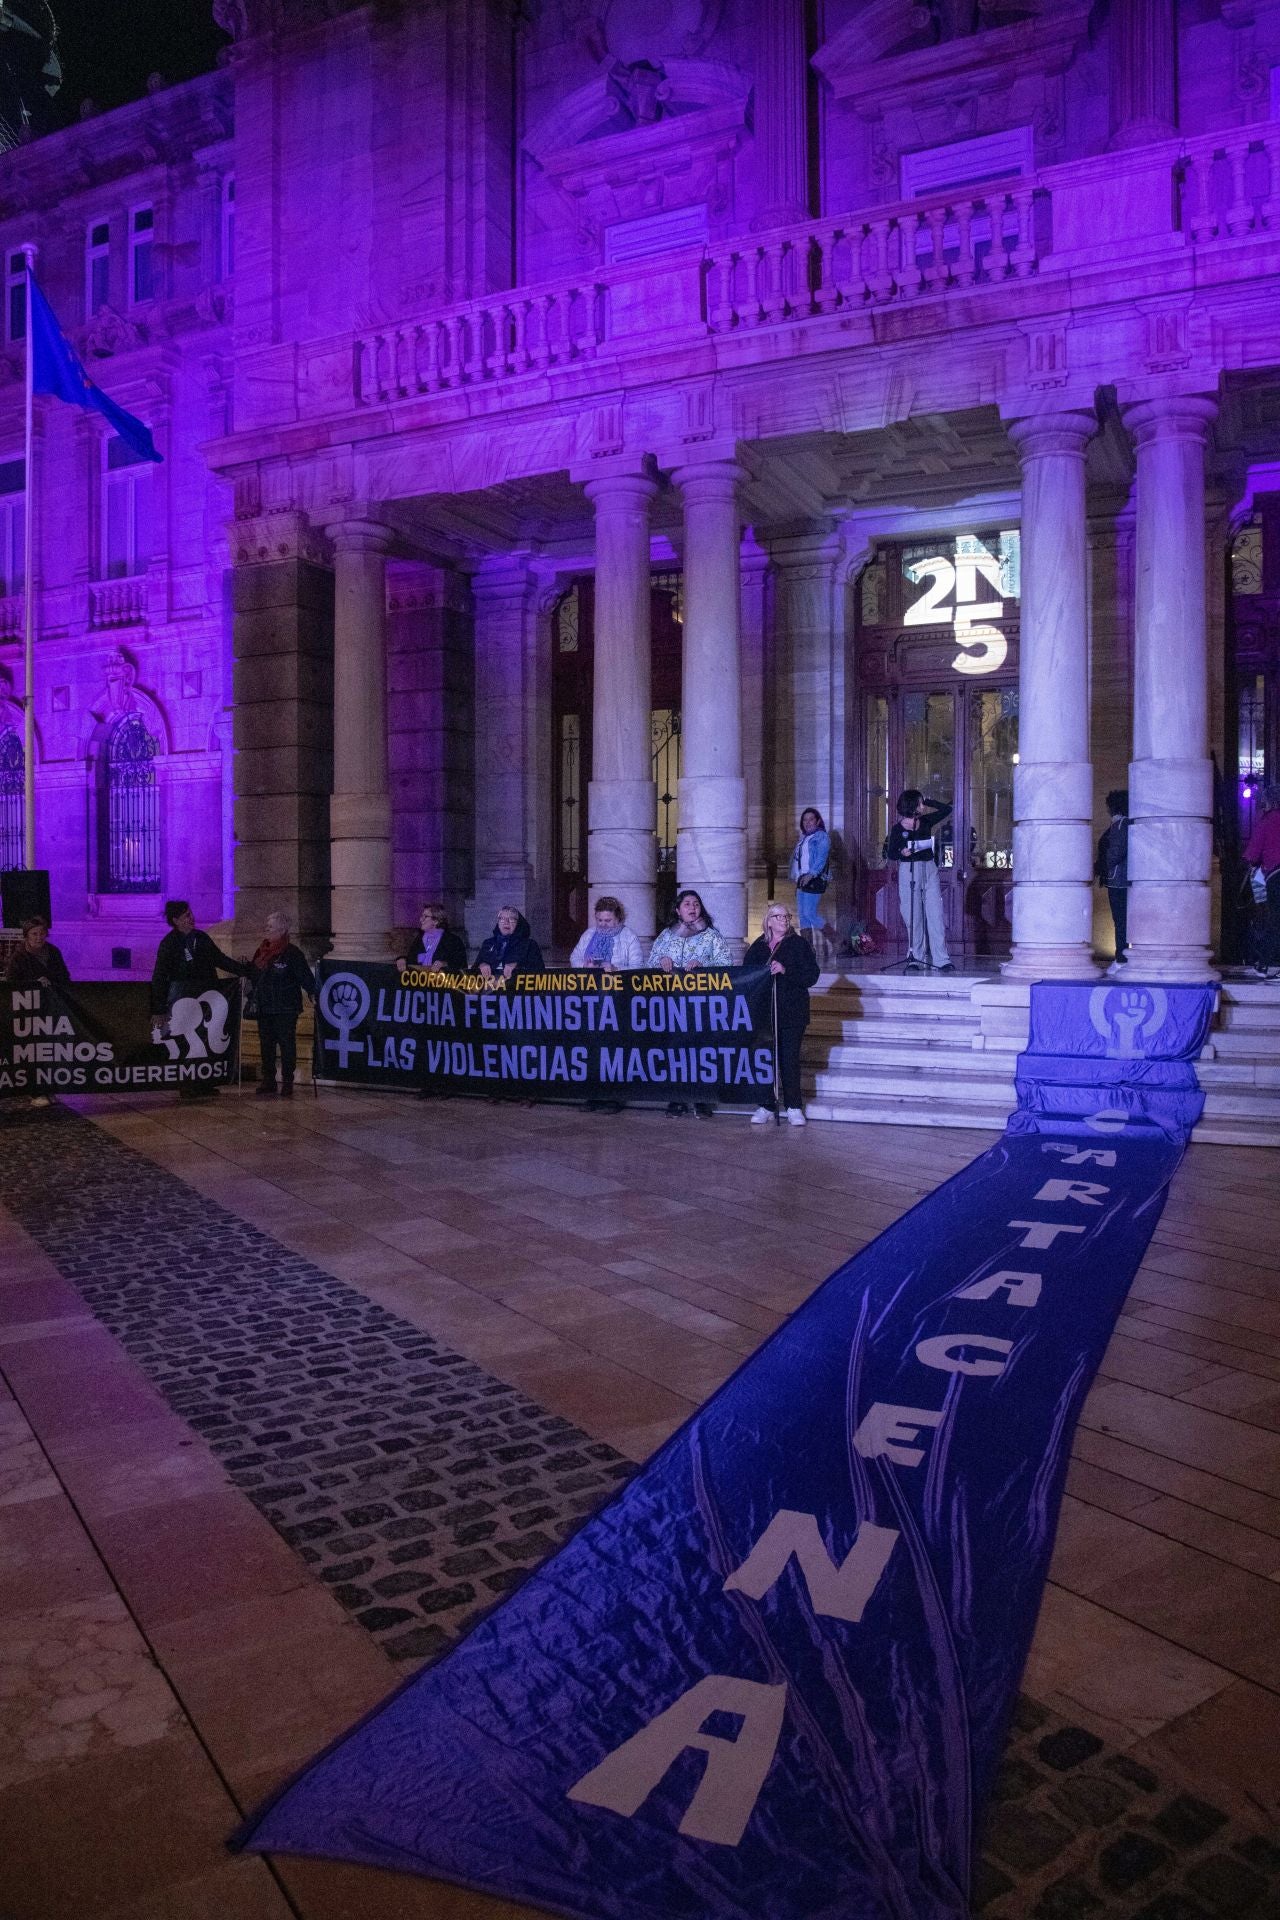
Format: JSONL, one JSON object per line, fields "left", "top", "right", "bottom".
{"left": 582, "top": 471, "right": 660, "bottom": 509}
{"left": 671, "top": 459, "right": 746, "bottom": 507}
{"left": 1005, "top": 410, "right": 1097, "bottom": 463}
{"left": 1122, "top": 395, "right": 1219, "bottom": 449}
{"left": 325, "top": 514, "right": 398, "bottom": 557}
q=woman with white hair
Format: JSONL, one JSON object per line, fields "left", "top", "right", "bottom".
{"left": 249, "top": 909, "right": 316, "bottom": 1098}
{"left": 743, "top": 901, "right": 820, "bottom": 1126}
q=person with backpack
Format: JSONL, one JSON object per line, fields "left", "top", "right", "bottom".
{"left": 884, "top": 789, "right": 954, "bottom": 973}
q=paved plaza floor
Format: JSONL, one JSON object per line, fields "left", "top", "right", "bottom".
{"left": 2, "top": 1088, "right": 1280, "bottom": 1920}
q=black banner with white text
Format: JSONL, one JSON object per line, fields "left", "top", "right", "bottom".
{"left": 0, "top": 978, "right": 242, "bottom": 1097}
{"left": 314, "top": 961, "right": 775, "bottom": 1106}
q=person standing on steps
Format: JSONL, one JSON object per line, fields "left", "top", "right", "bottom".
{"left": 249, "top": 910, "right": 316, "bottom": 1099}
{"left": 1244, "top": 783, "right": 1280, "bottom": 980}
{"left": 884, "top": 789, "right": 954, "bottom": 974}
{"left": 745, "top": 902, "right": 820, "bottom": 1128}
{"left": 790, "top": 808, "right": 833, "bottom": 960}
{"left": 1096, "top": 790, "right": 1130, "bottom": 975}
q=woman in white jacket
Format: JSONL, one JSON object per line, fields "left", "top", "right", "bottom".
{"left": 569, "top": 895, "right": 644, "bottom": 970}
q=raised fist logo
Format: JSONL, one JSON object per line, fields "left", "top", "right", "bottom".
{"left": 318, "top": 971, "right": 371, "bottom": 1068}
{"left": 1088, "top": 984, "right": 1168, "bottom": 1059}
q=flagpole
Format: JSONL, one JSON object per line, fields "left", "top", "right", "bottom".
{"left": 21, "top": 242, "right": 35, "bottom": 870}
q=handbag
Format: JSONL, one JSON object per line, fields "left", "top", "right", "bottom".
{"left": 797, "top": 872, "right": 829, "bottom": 896}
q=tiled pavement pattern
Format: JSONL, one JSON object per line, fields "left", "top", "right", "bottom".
{"left": 0, "top": 1104, "right": 631, "bottom": 1665}
{"left": 4, "top": 1091, "right": 1280, "bottom": 1919}
{"left": 978, "top": 1697, "right": 1280, "bottom": 1920}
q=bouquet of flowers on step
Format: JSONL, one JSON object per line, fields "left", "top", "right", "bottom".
{"left": 847, "top": 920, "right": 875, "bottom": 957}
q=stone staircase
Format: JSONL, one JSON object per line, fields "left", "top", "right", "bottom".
{"left": 802, "top": 969, "right": 1280, "bottom": 1146}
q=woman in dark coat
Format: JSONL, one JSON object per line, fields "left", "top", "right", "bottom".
{"left": 476, "top": 906, "right": 543, "bottom": 981}
{"left": 744, "top": 901, "right": 820, "bottom": 1127}
{"left": 249, "top": 910, "right": 316, "bottom": 1098}
{"left": 7, "top": 916, "right": 70, "bottom": 991}
{"left": 397, "top": 902, "right": 468, "bottom": 973}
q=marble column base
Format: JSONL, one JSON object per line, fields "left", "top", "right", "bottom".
{"left": 588, "top": 777, "right": 657, "bottom": 945}
{"left": 1126, "top": 756, "right": 1218, "bottom": 980}
{"left": 677, "top": 774, "right": 747, "bottom": 951}
{"left": 331, "top": 789, "right": 392, "bottom": 960}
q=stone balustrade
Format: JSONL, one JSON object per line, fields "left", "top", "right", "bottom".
{"left": 706, "top": 182, "right": 1044, "bottom": 332}
{"left": 89, "top": 577, "right": 148, "bottom": 630}
{"left": 1178, "top": 124, "right": 1280, "bottom": 243}
{"left": 355, "top": 280, "right": 605, "bottom": 405}
{"left": 347, "top": 122, "right": 1280, "bottom": 408}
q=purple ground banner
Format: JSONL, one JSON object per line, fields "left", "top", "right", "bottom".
{"left": 234, "top": 980, "right": 1216, "bottom": 1920}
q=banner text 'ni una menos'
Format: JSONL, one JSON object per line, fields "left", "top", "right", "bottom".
{"left": 314, "top": 962, "right": 776, "bottom": 1104}
{"left": 0, "top": 979, "right": 241, "bottom": 1097}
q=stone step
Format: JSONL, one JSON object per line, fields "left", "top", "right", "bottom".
{"left": 816, "top": 1040, "right": 1009, "bottom": 1072}
{"left": 808, "top": 1012, "right": 983, "bottom": 1043}
{"left": 809, "top": 1062, "right": 1019, "bottom": 1103}
{"left": 805, "top": 1095, "right": 1012, "bottom": 1132}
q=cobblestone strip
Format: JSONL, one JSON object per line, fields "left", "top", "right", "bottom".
{"left": 0, "top": 1106, "right": 630, "bottom": 1664}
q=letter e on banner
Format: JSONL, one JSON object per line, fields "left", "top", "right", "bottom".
{"left": 852, "top": 1403, "right": 944, "bottom": 1468}
{"left": 567, "top": 1675, "right": 787, "bottom": 1846}
{"left": 724, "top": 1511, "right": 899, "bottom": 1624}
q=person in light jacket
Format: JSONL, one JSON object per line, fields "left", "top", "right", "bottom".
{"left": 744, "top": 902, "right": 821, "bottom": 1128}
{"left": 789, "top": 808, "right": 832, "bottom": 937}
{"left": 569, "top": 895, "right": 644, "bottom": 970}
{"left": 648, "top": 890, "right": 732, "bottom": 1118}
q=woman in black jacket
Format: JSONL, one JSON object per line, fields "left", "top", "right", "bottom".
{"left": 744, "top": 902, "right": 821, "bottom": 1128}
{"left": 249, "top": 910, "right": 316, "bottom": 1098}
{"left": 396, "top": 902, "right": 468, "bottom": 973}
{"left": 476, "top": 907, "right": 543, "bottom": 981}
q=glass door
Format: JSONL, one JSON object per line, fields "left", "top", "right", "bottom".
{"left": 964, "top": 685, "right": 1018, "bottom": 955}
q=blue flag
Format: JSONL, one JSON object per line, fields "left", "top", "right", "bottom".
{"left": 28, "top": 271, "right": 161, "bottom": 463}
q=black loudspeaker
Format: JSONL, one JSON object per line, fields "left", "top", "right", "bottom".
{"left": 1, "top": 869, "right": 51, "bottom": 928}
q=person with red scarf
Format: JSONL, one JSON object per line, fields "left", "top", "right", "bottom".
{"left": 250, "top": 910, "right": 316, "bottom": 1098}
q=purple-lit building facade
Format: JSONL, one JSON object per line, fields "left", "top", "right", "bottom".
{"left": 3, "top": 0, "right": 1280, "bottom": 983}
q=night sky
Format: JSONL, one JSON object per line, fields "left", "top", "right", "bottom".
{"left": 46, "top": 1, "right": 227, "bottom": 127}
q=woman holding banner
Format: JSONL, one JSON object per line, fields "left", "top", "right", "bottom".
{"left": 477, "top": 907, "right": 544, "bottom": 982}
{"left": 745, "top": 902, "right": 820, "bottom": 1128}
{"left": 397, "top": 903, "right": 468, "bottom": 974}
{"left": 569, "top": 896, "right": 643, "bottom": 971}
{"left": 648, "top": 890, "right": 731, "bottom": 1117}
{"left": 7, "top": 916, "right": 70, "bottom": 991}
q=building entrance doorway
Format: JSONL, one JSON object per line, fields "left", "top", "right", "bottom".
{"left": 550, "top": 572, "right": 682, "bottom": 951}
{"left": 855, "top": 530, "right": 1021, "bottom": 958}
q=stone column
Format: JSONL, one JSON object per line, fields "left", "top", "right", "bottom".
{"left": 674, "top": 461, "right": 747, "bottom": 951}
{"left": 329, "top": 518, "right": 394, "bottom": 958}
{"left": 1123, "top": 396, "right": 1219, "bottom": 981}
{"left": 1109, "top": 0, "right": 1177, "bottom": 150}
{"left": 584, "top": 473, "right": 659, "bottom": 943}
{"left": 1004, "top": 413, "right": 1098, "bottom": 981}
{"left": 468, "top": 554, "right": 549, "bottom": 945}
{"left": 752, "top": 0, "right": 809, "bottom": 230}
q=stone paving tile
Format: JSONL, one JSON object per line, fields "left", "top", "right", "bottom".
{"left": 0, "top": 1106, "right": 631, "bottom": 1665}
{"left": 976, "top": 1697, "right": 1280, "bottom": 1920}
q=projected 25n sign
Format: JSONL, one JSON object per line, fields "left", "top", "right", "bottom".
{"left": 903, "top": 533, "right": 1017, "bottom": 676}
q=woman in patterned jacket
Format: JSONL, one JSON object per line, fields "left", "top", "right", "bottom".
{"left": 647, "top": 889, "right": 731, "bottom": 1118}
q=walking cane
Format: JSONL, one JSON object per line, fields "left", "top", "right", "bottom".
{"left": 235, "top": 975, "right": 245, "bottom": 1095}
{"left": 771, "top": 973, "right": 782, "bottom": 1128}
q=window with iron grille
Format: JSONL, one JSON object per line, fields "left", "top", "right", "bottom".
{"left": 0, "top": 725, "right": 22, "bottom": 871}
{"left": 102, "top": 712, "right": 159, "bottom": 892}
{"left": 86, "top": 219, "right": 110, "bottom": 316}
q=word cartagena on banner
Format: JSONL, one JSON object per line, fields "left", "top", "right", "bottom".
{"left": 314, "top": 961, "right": 775, "bottom": 1105}
{"left": 0, "top": 979, "right": 241, "bottom": 1097}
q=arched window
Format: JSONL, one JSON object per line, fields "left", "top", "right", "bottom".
{"left": 0, "top": 724, "right": 22, "bottom": 871}
{"left": 102, "top": 712, "right": 160, "bottom": 892}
